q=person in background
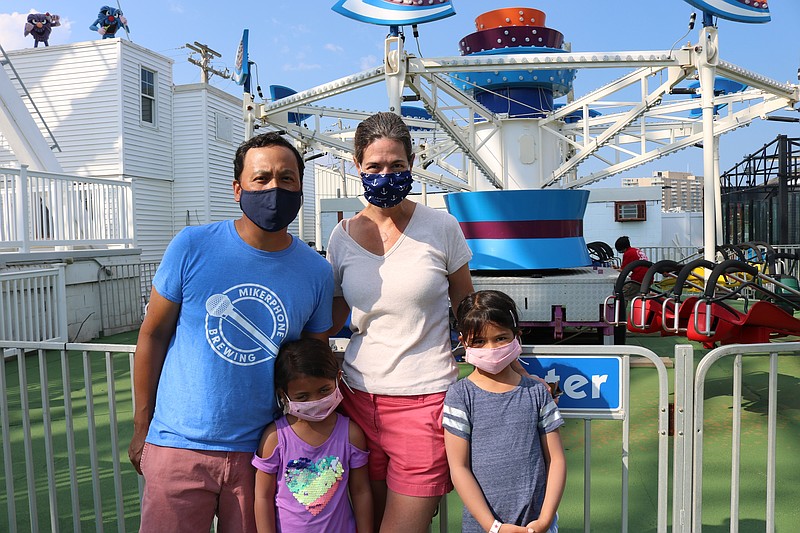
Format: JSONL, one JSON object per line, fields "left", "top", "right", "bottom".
{"left": 128, "top": 132, "right": 334, "bottom": 532}
{"left": 252, "top": 338, "right": 372, "bottom": 533}
{"left": 326, "top": 111, "right": 474, "bottom": 533}
{"left": 615, "top": 235, "right": 649, "bottom": 300}
{"left": 444, "top": 290, "right": 566, "bottom": 533}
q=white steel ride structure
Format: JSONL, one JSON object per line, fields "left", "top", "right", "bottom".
{"left": 245, "top": 8, "right": 798, "bottom": 200}
{"left": 242, "top": 2, "right": 798, "bottom": 340}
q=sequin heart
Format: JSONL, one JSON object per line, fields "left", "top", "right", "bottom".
{"left": 284, "top": 456, "right": 344, "bottom": 516}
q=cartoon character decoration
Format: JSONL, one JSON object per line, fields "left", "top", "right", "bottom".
{"left": 24, "top": 12, "right": 61, "bottom": 48}
{"left": 90, "top": 6, "right": 129, "bottom": 39}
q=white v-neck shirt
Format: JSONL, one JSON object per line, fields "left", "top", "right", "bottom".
{"left": 327, "top": 203, "right": 472, "bottom": 395}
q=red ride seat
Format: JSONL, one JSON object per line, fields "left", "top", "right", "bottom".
{"left": 687, "top": 300, "right": 800, "bottom": 345}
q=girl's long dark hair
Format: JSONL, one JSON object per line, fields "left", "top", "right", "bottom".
{"left": 456, "top": 290, "right": 520, "bottom": 344}
{"left": 274, "top": 338, "right": 339, "bottom": 393}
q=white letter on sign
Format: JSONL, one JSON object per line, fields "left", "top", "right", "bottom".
{"left": 591, "top": 374, "right": 608, "bottom": 399}
{"left": 564, "top": 374, "right": 589, "bottom": 399}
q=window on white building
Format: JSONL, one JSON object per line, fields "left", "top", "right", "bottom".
{"left": 614, "top": 201, "right": 647, "bottom": 222}
{"left": 141, "top": 67, "right": 156, "bottom": 124}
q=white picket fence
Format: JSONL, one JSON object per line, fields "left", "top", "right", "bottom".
{"left": 0, "top": 265, "right": 67, "bottom": 343}
{"left": 0, "top": 165, "right": 133, "bottom": 253}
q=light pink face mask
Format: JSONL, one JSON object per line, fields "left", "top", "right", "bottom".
{"left": 283, "top": 385, "right": 343, "bottom": 422}
{"left": 464, "top": 337, "right": 522, "bottom": 374}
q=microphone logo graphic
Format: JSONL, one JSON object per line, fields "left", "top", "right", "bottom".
{"left": 204, "top": 285, "right": 289, "bottom": 366}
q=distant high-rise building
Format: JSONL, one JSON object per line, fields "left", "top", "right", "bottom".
{"left": 621, "top": 171, "right": 703, "bottom": 212}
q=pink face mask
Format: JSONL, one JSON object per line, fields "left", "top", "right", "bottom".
{"left": 283, "top": 385, "right": 343, "bottom": 422}
{"left": 464, "top": 337, "right": 522, "bottom": 374}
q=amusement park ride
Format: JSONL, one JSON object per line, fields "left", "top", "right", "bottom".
{"left": 240, "top": 0, "right": 800, "bottom": 343}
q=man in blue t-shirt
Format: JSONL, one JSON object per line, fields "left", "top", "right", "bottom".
{"left": 127, "top": 133, "right": 333, "bottom": 533}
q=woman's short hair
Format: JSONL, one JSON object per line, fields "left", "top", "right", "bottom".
{"left": 353, "top": 112, "right": 413, "bottom": 165}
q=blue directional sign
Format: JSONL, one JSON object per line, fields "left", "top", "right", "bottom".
{"left": 520, "top": 356, "right": 622, "bottom": 414}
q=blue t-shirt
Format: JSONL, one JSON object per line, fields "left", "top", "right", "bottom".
{"left": 146, "top": 220, "right": 334, "bottom": 452}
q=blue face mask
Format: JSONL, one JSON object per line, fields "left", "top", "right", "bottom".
{"left": 239, "top": 187, "right": 302, "bottom": 232}
{"left": 360, "top": 170, "right": 413, "bottom": 208}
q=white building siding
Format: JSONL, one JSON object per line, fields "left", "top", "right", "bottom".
{"left": 206, "top": 89, "right": 244, "bottom": 221}
{"left": 583, "top": 187, "right": 663, "bottom": 248}
{"left": 290, "top": 166, "right": 317, "bottom": 245}
{"left": 172, "top": 85, "right": 244, "bottom": 233}
{"left": 172, "top": 87, "right": 210, "bottom": 232}
{"left": 1, "top": 41, "right": 125, "bottom": 175}
{"left": 133, "top": 177, "right": 174, "bottom": 262}
{"left": 120, "top": 42, "right": 173, "bottom": 180}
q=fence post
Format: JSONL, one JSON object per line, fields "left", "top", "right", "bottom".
{"left": 672, "top": 344, "right": 694, "bottom": 533}
{"left": 55, "top": 264, "right": 68, "bottom": 342}
{"left": 16, "top": 165, "right": 30, "bottom": 253}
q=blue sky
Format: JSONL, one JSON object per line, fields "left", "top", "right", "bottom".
{"left": 2, "top": 1, "right": 798, "bottom": 181}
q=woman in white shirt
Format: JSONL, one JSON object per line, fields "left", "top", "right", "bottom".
{"left": 326, "top": 111, "right": 474, "bottom": 533}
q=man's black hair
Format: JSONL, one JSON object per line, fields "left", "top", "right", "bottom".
{"left": 233, "top": 132, "right": 305, "bottom": 182}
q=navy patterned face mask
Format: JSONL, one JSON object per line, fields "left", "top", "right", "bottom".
{"left": 360, "top": 170, "right": 414, "bottom": 208}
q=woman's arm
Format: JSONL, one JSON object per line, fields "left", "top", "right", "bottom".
{"left": 444, "top": 431, "right": 531, "bottom": 533}
{"left": 327, "top": 296, "right": 352, "bottom": 337}
{"left": 447, "top": 263, "right": 474, "bottom": 312}
{"left": 526, "top": 429, "right": 566, "bottom": 533}
{"left": 348, "top": 420, "right": 374, "bottom": 533}
{"left": 254, "top": 426, "right": 279, "bottom": 533}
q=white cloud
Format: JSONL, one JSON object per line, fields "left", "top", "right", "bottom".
{"left": 324, "top": 43, "right": 343, "bottom": 53}
{"left": 0, "top": 10, "right": 73, "bottom": 51}
{"left": 359, "top": 55, "right": 379, "bottom": 70}
{"left": 282, "top": 62, "right": 321, "bottom": 72}
{"left": 169, "top": 3, "right": 185, "bottom": 14}
{"left": 0, "top": 11, "right": 36, "bottom": 51}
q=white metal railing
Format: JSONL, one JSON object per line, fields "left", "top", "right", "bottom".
{"left": 521, "top": 344, "right": 671, "bottom": 533}
{"left": 0, "top": 265, "right": 67, "bottom": 342}
{"left": 0, "top": 165, "right": 133, "bottom": 253}
{"left": 638, "top": 246, "right": 700, "bottom": 264}
{"left": 0, "top": 341, "right": 139, "bottom": 533}
{"left": 683, "top": 342, "right": 800, "bottom": 533}
{"left": 630, "top": 245, "right": 800, "bottom": 268}
{"left": 2, "top": 340, "right": 796, "bottom": 532}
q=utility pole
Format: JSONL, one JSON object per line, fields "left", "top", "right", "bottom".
{"left": 186, "top": 42, "right": 230, "bottom": 83}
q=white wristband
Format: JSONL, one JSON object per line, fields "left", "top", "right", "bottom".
{"left": 489, "top": 520, "right": 503, "bottom": 533}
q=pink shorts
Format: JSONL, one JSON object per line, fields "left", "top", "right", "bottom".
{"left": 340, "top": 387, "right": 452, "bottom": 498}
{"left": 139, "top": 443, "right": 257, "bottom": 533}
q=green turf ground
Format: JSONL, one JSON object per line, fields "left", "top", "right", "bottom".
{"left": 2, "top": 331, "right": 799, "bottom": 532}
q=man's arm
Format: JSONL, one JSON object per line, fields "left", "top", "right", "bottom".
{"left": 127, "top": 288, "right": 180, "bottom": 474}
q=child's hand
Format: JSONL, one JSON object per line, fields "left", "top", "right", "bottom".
{"left": 498, "top": 524, "right": 534, "bottom": 533}
{"left": 525, "top": 518, "right": 552, "bottom": 533}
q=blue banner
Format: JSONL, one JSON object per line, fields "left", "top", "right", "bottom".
{"left": 233, "top": 29, "right": 249, "bottom": 87}
{"left": 520, "top": 356, "right": 622, "bottom": 412}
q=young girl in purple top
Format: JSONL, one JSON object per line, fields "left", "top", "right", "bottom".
{"left": 252, "top": 338, "right": 373, "bottom": 533}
